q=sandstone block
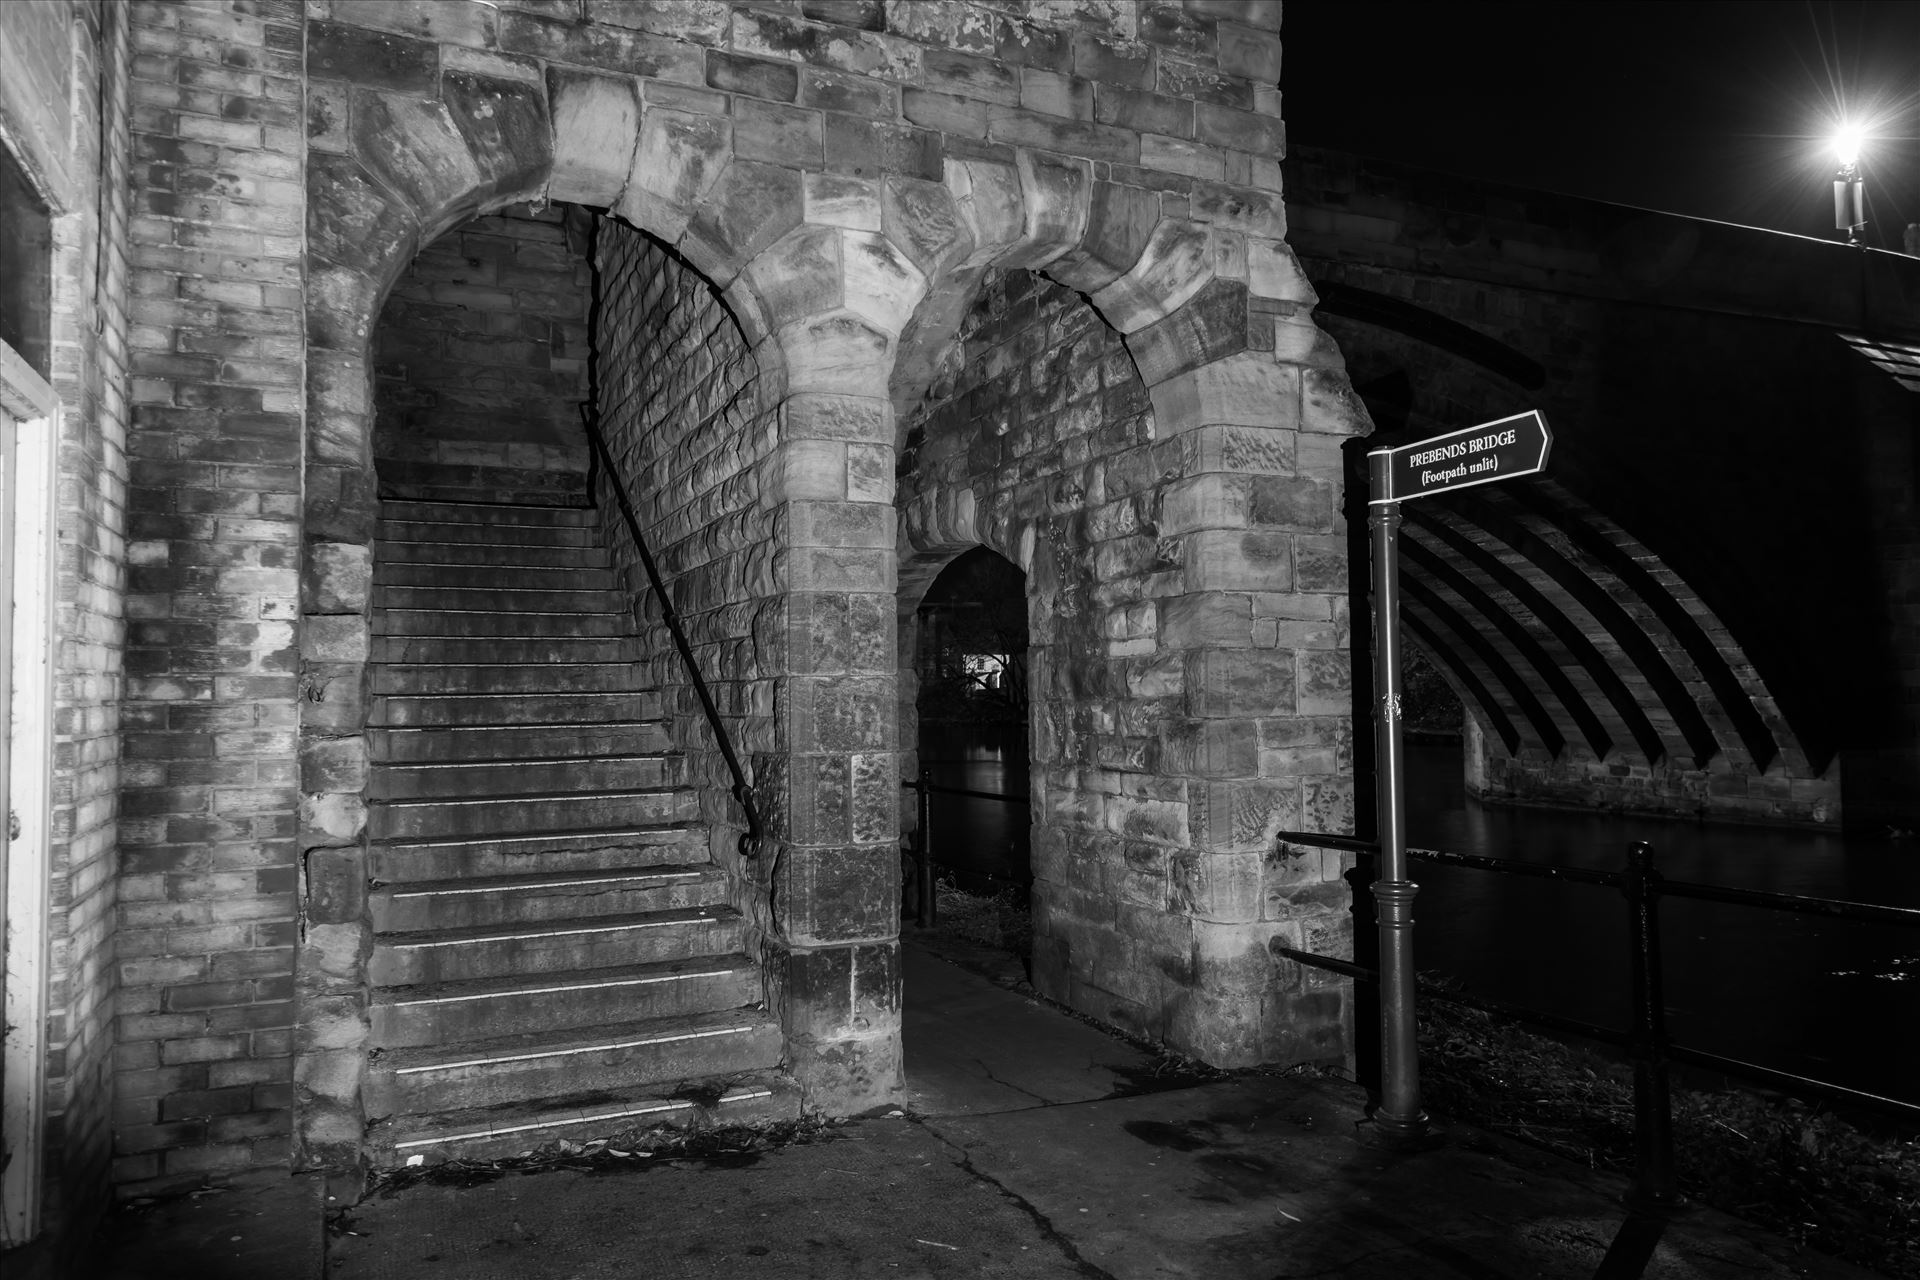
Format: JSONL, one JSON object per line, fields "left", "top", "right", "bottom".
{"left": 1247, "top": 239, "right": 1316, "bottom": 304}
{"left": 1249, "top": 475, "right": 1333, "bottom": 531}
{"left": 1183, "top": 528, "right": 1291, "bottom": 592}
{"left": 617, "top": 107, "right": 733, "bottom": 245}
{"left": 882, "top": 176, "right": 970, "bottom": 277}
{"left": 350, "top": 90, "right": 484, "bottom": 230}
{"left": 707, "top": 51, "right": 799, "bottom": 102}
{"left": 1291, "top": 535, "right": 1347, "bottom": 593}
{"left": 920, "top": 46, "right": 1019, "bottom": 104}
{"left": 733, "top": 99, "right": 823, "bottom": 169}
{"left": 805, "top": 172, "right": 883, "bottom": 231}
{"left": 1296, "top": 649, "right": 1351, "bottom": 716}
{"left": 779, "top": 314, "right": 893, "bottom": 397}
{"left": 745, "top": 224, "right": 844, "bottom": 333}
{"left": 1192, "top": 179, "right": 1287, "bottom": 238}
{"left": 299, "top": 736, "right": 366, "bottom": 794}
{"left": 1187, "top": 648, "right": 1294, "bottom": 718}
{"left": 1148, "top": 355, "right": 1300, "bottom": 432}
{"left": 1301, "top": 366, "right": 1374, "bottom": 435}
{"left": 297, "top": 792, "right": 365, "bottom": 847}
{"left": 443, "top": 71, "right": 552, "bottom": 206}
{"left": 1093, "top": 218, "right": 1213, "bottom": 335}
{"left": 1050, "top": 180, "right": 1157, "bottom": 296}
{"left": 1093, "top": 83, "right": 1192, "bottom": 138}
{"left": 903, "top": 87, "right": 988, "bottom": 139}
{"left": 307, "top": 152, "right": 418, "bottom": 274}
{"left": 307, "top": 22, "right": 437, "bottom": 93}
{"left": 842, "top": 230, "right": 926, "bottom": 336}
{"left": 303, "top": 542, "right": 371, "bottom": 613}
{"left": 685, "top": 159, "right": 807, "bottom": 286}
{"left": 774, "top": 845, "right": 899, "bottom": 945}
{"left": 546, "top": 68, "right": 640, "bottom": 206}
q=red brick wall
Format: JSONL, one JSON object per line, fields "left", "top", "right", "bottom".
{"left": 116, "top": 0, "right": 306, "bottom": 1195}
{"left": 372, "top": 204, "right": 591, "bottom": 502}
{"left": 2, "top": 0, "right": 135, "bottom": 1264}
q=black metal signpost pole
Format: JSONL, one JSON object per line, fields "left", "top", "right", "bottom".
{"left": 1356, "top": 409, "right": 1550, "bottom": 1141}
{"left": 1366, "top": 448, "right": 1428, "bottom": 1140}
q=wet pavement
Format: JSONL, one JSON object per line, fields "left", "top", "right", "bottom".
{"left": 94, "top": 936, "right": 1883, "bottom": 1279}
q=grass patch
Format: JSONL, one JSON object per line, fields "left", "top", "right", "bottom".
{"left": 1419, "top": 994, "right": 1920, "bottom": 1279}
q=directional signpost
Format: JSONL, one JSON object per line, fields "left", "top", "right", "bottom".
{"left": 1363, "top": 409, "right": 1552, "bottom": 1141}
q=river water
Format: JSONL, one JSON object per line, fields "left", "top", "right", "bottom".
{"left": 919, "top": 727, "right": 1919, "bottom": 1108}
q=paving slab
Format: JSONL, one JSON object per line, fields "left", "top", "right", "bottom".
{"left": 922, "top": 1075, "right": 1875, "bottom": 1279}
{"left": 90, "top": 940, "right": 1889, "bottom": 1280}
{"left": 324, "top": 1118, "right": 1085, "bottom": 1280}
{"left": 95, "top": 1168, "right": 326, "bottom": 1280}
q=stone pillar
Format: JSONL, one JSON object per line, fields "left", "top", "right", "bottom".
{"left": 763, "top": 393, "right": 905, "bottom": 1111}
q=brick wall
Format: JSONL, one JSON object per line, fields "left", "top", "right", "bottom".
{"left": 372, "top": 204, "right": 591, "bottom": 502}
{"left": 2, "top": 0, "right": 134, "bottom": 1266}
{"left": 900, "top": 267, "right": 1357, "bottom": 1067}
{"left": 593, "top": 219, "right": 778, "bottom": 901}
{"left": 116, "top": 0, "right": 306, "bottom": 1194}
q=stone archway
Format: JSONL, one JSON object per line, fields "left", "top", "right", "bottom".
{"left": 889, "top": 159, "right": 1369, "bottom": 1067}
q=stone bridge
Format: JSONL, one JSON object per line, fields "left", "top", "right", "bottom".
{"left": 1283, "top": 146, "right": 1920, "bottom": 835}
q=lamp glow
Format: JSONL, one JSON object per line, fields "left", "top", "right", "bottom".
{"left": 1834, "top": 123, "right": 1865, "bottom": 169}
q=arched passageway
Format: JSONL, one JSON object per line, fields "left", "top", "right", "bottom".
{"left": 907, "top": 546, "right": 1032, "bottom": 949}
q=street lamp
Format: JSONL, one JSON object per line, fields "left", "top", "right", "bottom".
{"left": 1833, "top": 123, "right": 1866, "bottom": 246}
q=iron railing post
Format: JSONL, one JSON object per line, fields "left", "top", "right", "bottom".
{"left": 918, "top": 766, "right": 935, "bottom": 928}
{"left": 1625, "top": 840, "right": 1680, "bottom": 1211}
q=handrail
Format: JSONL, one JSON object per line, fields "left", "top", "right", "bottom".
{"left": 1272, "top": 825, "right": 1920, "bottom": 1218}
{"left": 577, "top": 403, "right": 761, "bottom": 860}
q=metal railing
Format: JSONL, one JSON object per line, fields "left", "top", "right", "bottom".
{"left": 902, "top": 767, "right": 1030, "bottom": 926}
{"left": 578, "top": 404, "right": 762, "bottom": 859}
{"left": 1271, "top": 829, "right": 1920, "bottom": 1213}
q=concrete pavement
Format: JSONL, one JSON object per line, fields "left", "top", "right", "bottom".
{"left": 94, "top": 937, "right": 1882, "bottom": 1279}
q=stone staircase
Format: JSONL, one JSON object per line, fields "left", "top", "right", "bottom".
{"left": 364, "top": 498, "right": 793, "bottom": 1166}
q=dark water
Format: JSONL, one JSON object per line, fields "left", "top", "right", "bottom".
{"left": 1400, "top": 743, "right": 1920, "bottom": 1108}
{"left": 920, "top": 728, "right": 1919, "bottom": 1107}
{"left": 917, "top": 724, "right": 1031, "bottom": 897}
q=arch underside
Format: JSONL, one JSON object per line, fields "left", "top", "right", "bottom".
{"left": 1396, "top": 475, "right": 1828, "bottom": 819}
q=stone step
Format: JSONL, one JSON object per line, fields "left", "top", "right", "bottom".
{"left": 370, "top": 954, "right": 760, "bottom": 1048}
{"left": 373, "top": 562, "right": 618, "bottom": 590}
{"left": 377, "top": 519, "right": 600, "bottom": 549}
{"left": 367, "top": 753, "right": 679, "bottom": 799}
{"left": 370, "top": 635, "right": 638, "bottom": 665}
{"left": 379, "top": 500, "right": 598, "bottom": 528}
{"left": 370, "top": 662, "right": 643, "bottom": 696}
{"left": 369, "top": 787, "right": 695, "bottom": 840}
{"left": 371, "top": 1075, "right": 799, "bottom": 1168}
{"left": 372, "top": 690, "right": 661, "bottom": 727}
{"left": 369, "top": 864, "right": 723, "bottom": 932}
{"left": 369, "top": 824, "right": 707, "bottom": 883}
{"left": 373, "top": 539, "right": 611, "bottom": 569}
{"left": 369, "top": 721, "right": 670, "bottom": 763}
{"left": 373, "top": 584, "right": 621, "bottom": 613}
{"left": 370, "top": 905, "right": 743, "bottom": 986}
{"left": 365, "top": 1007, "right": 782, "bottom": 1116}
{"left": 374, "top": 608, "right": 629, "bottom": 638}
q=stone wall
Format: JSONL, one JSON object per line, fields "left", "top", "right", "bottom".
{"left": 590, "top": 220, "right": 784, "bottom": 916}
{"left": 372, "top": 204, "right": 590, "bottom": 502}
{"left": 118, "top": 0, "right": 308, "bottom": 1196}
{"left": 899, "top": 267, "right": 1357, "bottom": 1068}
{"left": 1, "top": 0, "right": 132, "bottom": 1264}
{"left": 593, "top": 217, "right": 904, "bottom": 1105}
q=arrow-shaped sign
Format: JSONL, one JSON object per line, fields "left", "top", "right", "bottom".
{"left": 1368, "top": 409, "right": 1552, "bottom": 505}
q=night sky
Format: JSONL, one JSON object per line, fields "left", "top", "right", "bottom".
{"left": 1281, "top": 1, "right": 1920, "bottom": 251}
